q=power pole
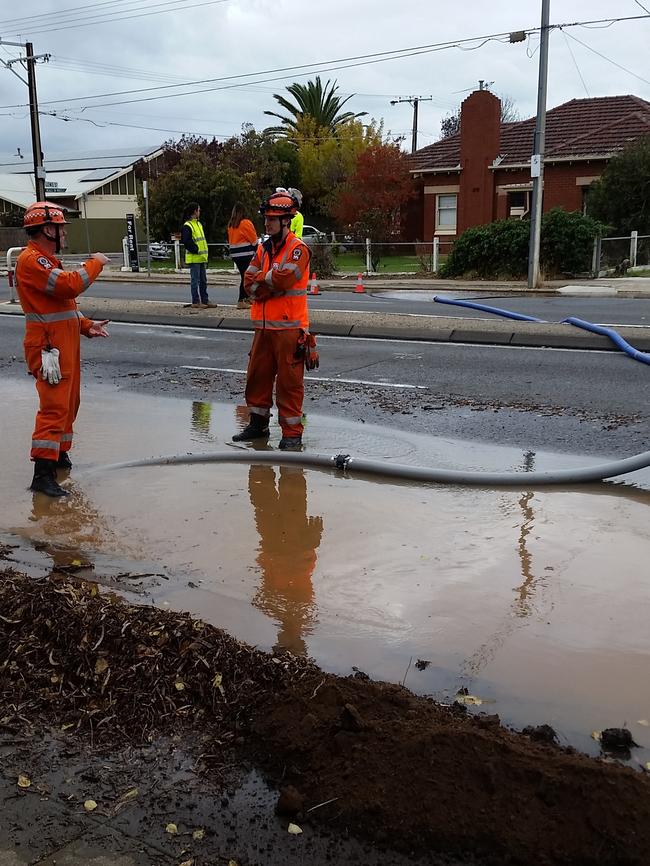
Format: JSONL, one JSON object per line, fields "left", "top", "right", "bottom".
{"left": 0, "top": 38, "right": 49, "bottom": 201}
{"left": 26, "top": 42, "right": 46, "bottom": 201}
{"left": 527, "top": 0, "right": 551, "bottom": 289}
{"left": 390, "top": 95, "right": 433, "bottom": 153}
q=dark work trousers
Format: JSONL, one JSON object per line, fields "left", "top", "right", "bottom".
{"left": 235, "top": 255, "right": 254, "bottom": 301}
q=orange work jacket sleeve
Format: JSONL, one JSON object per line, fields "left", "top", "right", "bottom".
{"left": 21, "top": 252, "right": 104, "bottom": 301}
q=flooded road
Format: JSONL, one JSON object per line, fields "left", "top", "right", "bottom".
{"left": 2, "top": 379, "right": 649, "bottom": 765}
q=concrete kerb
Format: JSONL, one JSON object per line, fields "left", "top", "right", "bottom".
{"left": 3, "top": 297, "right": 649, "bottom": 351}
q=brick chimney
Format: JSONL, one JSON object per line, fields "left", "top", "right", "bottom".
{"left": 457, "top": 89, "right": 501, "bottom": 234}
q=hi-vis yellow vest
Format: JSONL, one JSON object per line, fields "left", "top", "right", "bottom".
{"left": 184, "top": 219, "right": 208, "bottom": 264}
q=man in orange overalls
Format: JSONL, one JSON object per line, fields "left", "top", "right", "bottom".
{"left": 232, "top": 190, "right": 318, "bottom": 450}
{"left": 15, "top": 201, "right": 110, "bottom": 497}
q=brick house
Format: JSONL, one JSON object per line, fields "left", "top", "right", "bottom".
{"left": 407, "top": 90, "right": 650, "bottom": 243}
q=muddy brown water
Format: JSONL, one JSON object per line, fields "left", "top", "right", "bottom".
{"left": 2, "top": 380, "right": 649, "bottom": 767}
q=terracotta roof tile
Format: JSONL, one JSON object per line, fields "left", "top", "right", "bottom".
{"left": 410, "top": 95, "right": 650, "bottom": 173}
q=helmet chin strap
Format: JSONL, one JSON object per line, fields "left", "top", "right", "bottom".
{"left": 42, "top": 225, "right": 62, "bottom": 254}
{"left": 269, "top": 217, "right": 290, "bottom": 244}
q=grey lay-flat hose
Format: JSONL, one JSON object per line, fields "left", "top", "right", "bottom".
{"left": 104, "top": 449, "right": 650, "bottom": 486}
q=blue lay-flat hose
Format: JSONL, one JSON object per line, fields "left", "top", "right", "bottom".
{"left": 433, "top": 295, "right": 545, "bottom": 323}
{"left": 562, "top": 317, "right": 650, "bottom": 366}
{"left": 433, "top": 296, "right": 650, "bottom": 365}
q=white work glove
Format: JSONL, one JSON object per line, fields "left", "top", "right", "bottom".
{"left": 40, "top": 348, "right": 61, "bottom": 385}
{"left": 91, "top": 252, "right": 109, "bottom": 265}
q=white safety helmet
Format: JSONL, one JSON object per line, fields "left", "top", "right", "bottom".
{"left": 287, "top": 187, "right": 303, "bottom": 208}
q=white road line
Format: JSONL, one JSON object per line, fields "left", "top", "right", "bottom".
{"left": 180, "top": 365, "right": 426, "bottom": 389}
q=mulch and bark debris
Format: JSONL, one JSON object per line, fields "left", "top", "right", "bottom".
{"left": 2, "top": 567, "right": 650, "bottom": 866}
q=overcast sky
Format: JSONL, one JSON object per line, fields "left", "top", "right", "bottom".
{"left": 1, "top": 0, "right": 649, "bottom": 163}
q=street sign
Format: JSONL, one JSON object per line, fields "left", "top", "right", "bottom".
{"left": 530, "top": 154, "right": 541, "bottom": 178}
{"left": 125, "top": 213, "right": 140, "bottom": 272}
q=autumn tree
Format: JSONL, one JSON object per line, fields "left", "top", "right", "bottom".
{"left": 587, "top": 136, "right": 650, "bottom": 234}
{"left": 295, "top": 117, "right": 385, "bottom": 215}
{"left": 332, "top": 144, "right": 415, "bottom": 268}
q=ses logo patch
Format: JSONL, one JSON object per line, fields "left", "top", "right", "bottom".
{"left": 36, "top": 257, "right": 53, "bottom": 270}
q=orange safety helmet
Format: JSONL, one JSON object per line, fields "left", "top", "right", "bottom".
{"left": 23, "top": 201, "right": 68, "bottom": 229}
{"left": 259, "top": 191, "right": 297, "bottom": 218}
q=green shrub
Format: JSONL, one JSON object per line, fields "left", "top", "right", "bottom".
{"left": 439, "top": 209, "right": 602, "bottom": 279}
{"left": 440, "top": 219, "right": 529, "bottom": 278}
{"left": 540, "top": 208, "right": 601, "bottom": 276}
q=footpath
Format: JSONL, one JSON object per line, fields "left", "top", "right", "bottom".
{"left": 2, "top": 271, "right": 650, "bottom": 352}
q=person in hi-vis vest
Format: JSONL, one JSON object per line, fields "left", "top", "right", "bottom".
{"left": 288, "top": 188, "right": 304, "bottom": 238}
{"left": 181, "top": 202, "right": 216, "bottom": 308}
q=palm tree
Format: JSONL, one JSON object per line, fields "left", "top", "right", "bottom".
{"left": 264, "top": 77, "right": 367, "bottom": 140}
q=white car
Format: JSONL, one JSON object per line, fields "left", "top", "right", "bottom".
{"left": 301, "top": 225, "right": 327, "bottom": 245}
{"left": 148, "top": 241, "right": 171, "bottom": 260}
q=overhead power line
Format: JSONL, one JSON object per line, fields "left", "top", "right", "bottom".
{"left": 0, "top": 30, "right": 518, "bottom": 110}
{"left": 563, "top": 30, "right": 650, "bottom": 87}
{"left": 0, "top": 0, "right": 136, "bottom": 27}
{"left": 560, "top": 29, "right": 589, "bottom": 97}
{"left": 0, "top": 0, "right": 230, "bottom": 38}
{"left": 2, "top": 12, "right": 647, "bottom": 113}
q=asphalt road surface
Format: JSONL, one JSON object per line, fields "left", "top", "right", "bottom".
{"left": 1, "top": 313, "right": 647, "bottom": 459}
{"left": 33, "top": 279, "right": 650, "bottom": 325}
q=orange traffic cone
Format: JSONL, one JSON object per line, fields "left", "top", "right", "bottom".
{"left": 354, "top": 272, "right": 365, "bottom": 293}
{"left": 309, "top": 272, "right": 320, "bottom": 295}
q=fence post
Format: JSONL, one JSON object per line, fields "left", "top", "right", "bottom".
{"left": 432, "top": 237, "right": 440, "bottom": 273}
{"left": 365, "top": 237, "right": 372, "bottom": 273}
{"left": 591, "top": 236, "right": 602, "bottom": 279}
{"left": 6, "top": 246, "right": 23, "bottom": 303}
{"left": 174, "top": 239, "right": 181, "bottom": 271}
{"left": 630, "top": 230, "right": 638, "bottom": 268}
{"left": 121, "top": 236, "right": 130, "bottom": 271}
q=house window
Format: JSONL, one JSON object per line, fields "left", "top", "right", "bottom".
{"left": 436, "top": 194, "right": 457, "bottom": 233}
{"left": 507, "top": 190, "right": 531, "bottom": 219}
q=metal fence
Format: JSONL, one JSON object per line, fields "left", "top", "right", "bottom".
{"left": 122, "top": 237, "right": 456, "bottom": 275}
{"left": 599, "top": 231, "right": 650, "bottom": 274}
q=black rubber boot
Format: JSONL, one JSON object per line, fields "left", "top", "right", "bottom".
{"left": 56, "top": 451, "right": 72, "bottom": 471}
{"left": 278, "top": 436, "right": 303, "bottom": 450}
{"left": 232, "top": 415, "right": 270, "bottom": 442}
{"left": 30, "top": 458, "right": 69, "bottom": 497}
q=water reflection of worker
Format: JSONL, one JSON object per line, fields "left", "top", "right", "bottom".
{"left": 248, "top": 464, "right": 323, "bottom": 656}
{"left": 191, "top": 400, "right": 212, "bottom": 440}
{"left": 27, "top": 482, "right": 116, "bottom": 571}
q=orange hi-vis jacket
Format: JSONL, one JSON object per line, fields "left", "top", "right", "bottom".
{"left": 244, "top": 231, "right": 310, "bottom": 330}
{"left": 16, "top": 241, "right": 104, "bottom": 460}
{"left": 17, "top": 241, "right": 103, "bottom": 350}
{"left": 227, "top": 219, "right": 257, "bottom": 261}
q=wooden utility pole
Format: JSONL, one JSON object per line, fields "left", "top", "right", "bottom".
{"left": 26, "top": 42, "right": 46, "bottom": 201}
{"left": 390, "top": 95, "right": 433, "bottom": 153}
{"left": 0, "top": 38, "right": 48, "bottom": 200}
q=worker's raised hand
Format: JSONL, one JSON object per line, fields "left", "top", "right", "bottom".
{"left": 88, "top": 319, "right": 109, "bottom": 338}
{"left": 91, "top": 252, "right": 110, "bottom": 265}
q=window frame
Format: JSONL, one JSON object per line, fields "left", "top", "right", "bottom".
{"left": 435, "top": 193, "right": 457, "bottom": 235}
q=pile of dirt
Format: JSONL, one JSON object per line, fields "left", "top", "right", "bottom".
{"left": 1, "top": 568, "right": 650, "bottom": 865}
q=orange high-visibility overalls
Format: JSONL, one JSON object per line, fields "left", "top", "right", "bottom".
{"left": 243, "top": 232, "right": 311, "bottom": 438}
{"left": 249, "top": 464, "right": 322, "bottom": 655}
{"left": 15, "top": 241, "right": 104, "bottom": 461}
